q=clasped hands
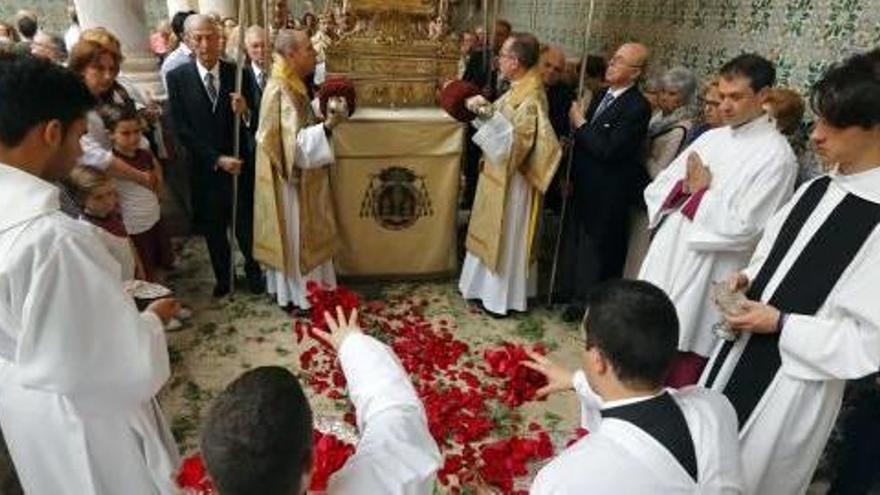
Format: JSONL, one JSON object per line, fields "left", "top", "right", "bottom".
{"left": 683, "top": 152, "right": 712, "bottom": 194}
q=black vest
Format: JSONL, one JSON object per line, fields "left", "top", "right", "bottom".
{"left": 705, "top": 177, "right": 880, "bottom": 427}
{"left": 603, "top": 392, "right": 699, "bottom": 481}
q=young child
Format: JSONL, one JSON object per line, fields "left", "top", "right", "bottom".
{"left": 66, "top": 165, "right": 144, "bottom": 281}
{"left": 99, "top": 103, "right": 174, "bottom": 281}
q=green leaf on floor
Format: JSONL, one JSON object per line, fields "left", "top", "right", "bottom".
{"left": 514, "top": 316, "right": 545, "bottom": 342}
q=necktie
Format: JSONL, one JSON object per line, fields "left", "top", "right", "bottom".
{"left": 204, "top": 72, "right": 218, "bottom": 107}
{"left": 258, "top": 70, "right": 267, "bottom": 90}
{"left": 591, "top": 91, "right": 615, "bottom": 123}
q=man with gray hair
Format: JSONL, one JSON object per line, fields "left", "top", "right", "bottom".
{"left": 167, "top": 13, "right": 262, "bottom": 297}
{"left": 253, "top": 29, "right": 344, "bottom": 312}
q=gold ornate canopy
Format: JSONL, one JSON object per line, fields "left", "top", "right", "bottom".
{"left": 325, "top": 0, "right": 459, "bottom": 108}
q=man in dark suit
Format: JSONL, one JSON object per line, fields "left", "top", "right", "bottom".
{"left": 167, "top": 14, "right": 262, "bottom": 297}
{"left": 558, "top": 42, "right": 652, "bottom": 321}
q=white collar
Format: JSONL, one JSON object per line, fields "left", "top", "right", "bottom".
{"left": 0, "top": 163, "right": 60, "bottom": 232}
{"left": 600, "top": 389, "right": 666, "bottom": 410}
{"left": 251, "top": 61, "right": 264, "bottom": 77}
{"left": 831, "top": 165, "right": 880, "bottom": 204}
{"left": 728, "top": 112, "right": 774, "bottom": 137}
{"left": 606, "top": 83, "right": 634, "bottom": 99}
{"left": 196, "top": 59, "right": 220, "bottom": 82}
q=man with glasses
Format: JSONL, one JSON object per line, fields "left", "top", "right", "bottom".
{"left": 459, "top": 33, "right": 561, "bottom": 316}
{"left": 558, "top": 43, "right": 652, "bottom": 322}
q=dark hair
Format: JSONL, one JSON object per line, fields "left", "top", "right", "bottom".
{"left": 17, "top": 16, "right": 37, "bottom": 39}
{"left": 98, "top": 103, "right": 140, "bottom": 132}
{"left": 0, "top": 53, "right": 94, "bottom": 147}
{"left": 201, "top": 366, "right": 314, "bottom": 495}
{"left": 496, "top": 19, "right": 512, "bottom": 34}
{"left": 583, "top": 280, "right": 679, "bottom": 389}
{"left": 507, "top": 32, "right": 540, "bottom": 69}
{"left": 720, "top": 53, "right": 776, "bottom": 93}
{"left": 171, "top": 10, "right": 196, "bottom": 39}
{"left": 810, "top": 48, "right": 880, "bottom": 130}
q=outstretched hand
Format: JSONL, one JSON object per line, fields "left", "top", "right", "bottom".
{"left": 521, "top": 350, "right": 576, "bottom": 399}
{"left": 311, "top": 306, "right": 362, "bottom": 352}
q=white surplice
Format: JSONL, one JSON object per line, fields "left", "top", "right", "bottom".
{"left": 265, "top": 124, "right": 336, "bottom": 309}
{"left": 0, "top": 164, "right": 179, "bottom": 495}
{"left": 700, "top": 168, "right": 880, "bottom": 494}
{"left": 531, "top": 371, "right": 743, "bottom": 494}
{"left": 327, "top": 333, "right": 442, "bottom": 494}
{"left": 459, "top": 112, "right": 538, "bottom": 315}
{"left": 638, "top": 115, "right": 797, "bottom": 357}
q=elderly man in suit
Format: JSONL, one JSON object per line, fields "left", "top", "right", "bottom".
{"left": 167, "top": 14, "right": 262, "bottom": 297}
{"left": 559, "top": 42, "right": 652, "bottom": 321}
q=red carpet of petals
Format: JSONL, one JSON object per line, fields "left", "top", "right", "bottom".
{"left": 178, "top": 284, "right": 585, "bottom": 494}
{"left": 296, "top": 285, "right": 571, "bottom": 493}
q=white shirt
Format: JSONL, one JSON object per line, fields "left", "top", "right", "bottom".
{"left": 251, "top": 61, "right": 265, "bottom": 89}
{"left": 196, "top": 60, "right": 221, "bottom": 101}
{"left": 328, "top": 333, "right": 442, "bottom": 494}
{"left": 531, "top": 371, "right": 743, "bottom": 494}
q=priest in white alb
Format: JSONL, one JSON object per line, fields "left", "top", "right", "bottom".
{"left": 526, "top": 281, "right": 743, "bottom": 494}
{"left": 638, "top": 54, "right": 797, "bottom": 385}
{"left": 700, "top": 48, "right": 880, "bottom": 495}
{"left": 0, "top": 55, "right": 180, "bottom": 495}
{"left": 254, "top": 29, "right": 341, "bottom": 311}
{"left": 459, "top": 32, "right": 562, "bottom": 316}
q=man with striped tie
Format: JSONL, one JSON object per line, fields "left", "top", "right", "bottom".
{"left": 166, "top": 14, "right": 262, "bottom": 297}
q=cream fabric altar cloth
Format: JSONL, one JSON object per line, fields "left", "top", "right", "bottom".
{"left": 331, "top": 108, "right": 464, "bottom": 277}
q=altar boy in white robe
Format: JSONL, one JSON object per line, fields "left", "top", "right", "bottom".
{"left": 700, "top": 48, "right": 880, "bottom": 495}
{"left": 0, "top": 55, "right": 181, "bottom": 494}
{"left": 638, "top": 54, "right": 797, "bottom": 385}
{"left": 458, "top": 33, "right": 561, "bottom": 316}
{"left": 526, "top": 280, "right": 743, "bottom": 494}
{"left": 200, "top": 307, "right": 442, "bottom": 494}
{"left": 254, "top": 29, "right": 342, "bottom": 311}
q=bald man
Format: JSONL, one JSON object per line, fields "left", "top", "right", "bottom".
{"left": 558, "top": 43, "right": 653, "bottom": 322}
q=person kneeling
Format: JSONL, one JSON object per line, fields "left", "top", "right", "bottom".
{"left": 528, "top": 280, "right": 743, "bottom": 494}
{"left": 200, "top": 308, "right": 441, "bottom": 494}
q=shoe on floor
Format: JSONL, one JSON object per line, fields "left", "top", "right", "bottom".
{"left": 212, "top": 284, "right": 231, "bottom": 298}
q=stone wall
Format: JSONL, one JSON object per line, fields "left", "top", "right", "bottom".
{"left": 500, "top": 0, "right": 880, "bottom": 95}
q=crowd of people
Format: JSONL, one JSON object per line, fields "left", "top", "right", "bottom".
{"left": 0, "top": 5, "right": 878, "bottom": 495}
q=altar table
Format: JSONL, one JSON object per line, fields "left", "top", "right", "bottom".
{"left": 331, "top": 107, "right": 465, "bottom": 277}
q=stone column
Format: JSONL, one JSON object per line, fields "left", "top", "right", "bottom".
{"left": 74, "top": 0, "right": 165, "bottom": 99}
{"left": 167, "top": 0, "right": 200, "bottom": 17}
{"left": 199, "top": 0, "right": 236, "bottom": 18}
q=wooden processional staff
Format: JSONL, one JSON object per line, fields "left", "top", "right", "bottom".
{"left": 547, "top": 0, "right": 596, "bottom": 306}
